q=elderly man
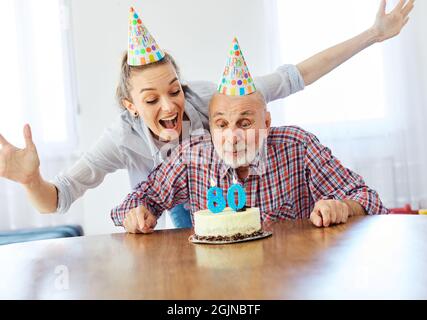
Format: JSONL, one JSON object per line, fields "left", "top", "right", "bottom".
{"left": 111, "top": 38, "right": 388, "bottom": 233}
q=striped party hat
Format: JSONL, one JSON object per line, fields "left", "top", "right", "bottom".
{"left": 217, "top": 37, "right": 256, "bottom": 96}
{"left": 128, "top": 7, "right": 165, "bottom": 66}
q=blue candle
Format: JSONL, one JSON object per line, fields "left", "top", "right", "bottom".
{"left": 227, "top": 176, "right": 246, "bottom": 211}
{"left": 207, "top": 178, "right": 226, "bottom": 214}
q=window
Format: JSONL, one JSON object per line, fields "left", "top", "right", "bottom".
{"left": 0, "top": 0, "right": 77, "bottom": 154}
{"left": 275, "top": 0, "right": 385, "bottom": 126}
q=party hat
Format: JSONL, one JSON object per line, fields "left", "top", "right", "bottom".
{"left": 128, "top": 7, "right": 165, "bottom": 66}
{"left": 217, "top": 37, "right": 256, "bottom": 96}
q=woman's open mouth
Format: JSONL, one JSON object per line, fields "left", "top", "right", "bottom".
{"left": 159, "top": 114, "right": 178, "bottom": 130}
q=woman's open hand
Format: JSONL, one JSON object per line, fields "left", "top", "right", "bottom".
{"left": 0, "top": 124, "right": 41, "bottom": 185}
{"left": 372, "top": 0, "right": 415, "bottom": 42}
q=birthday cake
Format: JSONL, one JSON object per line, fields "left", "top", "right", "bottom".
{"left": 193, "top": 207, "right": 263, "bottom": 241}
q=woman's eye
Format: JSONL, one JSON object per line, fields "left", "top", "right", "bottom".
{"left": 170, "top": 89, "right": 181, "bottom": 96}
{"left": 217, "top": 122, "right": 227, "bottom": 128}
{"left": 145, "top": 99, "right": 158, "bottom": 104}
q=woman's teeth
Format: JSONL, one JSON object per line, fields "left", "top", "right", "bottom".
{"left": 159, "top": 115, "right": 178, "bottom": 129}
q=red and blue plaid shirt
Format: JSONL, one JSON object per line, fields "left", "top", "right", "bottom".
{"left": 111, "top": 126, "right": 389, "bottom": 226}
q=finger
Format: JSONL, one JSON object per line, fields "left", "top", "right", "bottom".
{"left": 341, "top": 201, "right": 352, "bottom": 224}
{"left": 377, "top": 0, "right": 387, "bottom": 16}
{"left": 0, "top": 133, "right": 10, "bottom": 147}
{"left": 402, "top": 16, "right": 410, "bottom": 28}
{"left": 128, "top": 210, "right": 140, "bottom": 233}
{"left": 340, "top": 201, "right": 351, "bottom": 223}
{"left": 145, "top": 212, "right": 158, "bottom": 229}
{"left": 320, "top": 206, "right": 332, "bottom": 227}
{"left": 135, "top": 206, "right": 147, "bottom": 231}
{"left": 342, "top": 212, "right": 349, "bottom": 223}
{"left": 333, "top": 205, "right": 342, "bottom": 224}
{"left": 401, "top": 1, "right": 414, "bottom": 17}
{"left": 310, "top": 210, "right": 323, "bottom": 228}
{"left": 329, "top": 205, "right": 337, "bottom": 225}
{"left": 340, "top": 203, "right": 349, "bottom": 223}
{"left": 142, "top": 213, "right": 156, "bottom": 233}
{"left": 336, "top": 201, "right": 346, "bottom": 224}
{"left": 392, "top": 0, "right": 406, "bottom": 13}
{"left": 23, "top": 124, "right": 35, "bottom": 150}
{"left": 142, "top": 227, "right": 154, "bottom": 234}
{"left": 345, "top": 202, "right": 352, "bottom": 222}
{"left": 322, "top": 201, "right": 337, "bottom": 225}
{"left": 123, "top": 215, "right": 135, "bottom": 233}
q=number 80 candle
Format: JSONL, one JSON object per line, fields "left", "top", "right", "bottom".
{"left": 207, "top": 176, "right": 246, "bottom": 213}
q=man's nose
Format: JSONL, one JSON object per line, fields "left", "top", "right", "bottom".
{"left": 224, "top": 128, "right": 244, "bottom": 144}
{"left": 228, "top": 135, "right": 238, "bottom": 145}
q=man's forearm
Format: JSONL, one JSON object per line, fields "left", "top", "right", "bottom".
{"left": 296, "top": 27, "right": 380, "bottom": 86}
{"left": 23, "top": 172, "right": 58, "bottom": 213}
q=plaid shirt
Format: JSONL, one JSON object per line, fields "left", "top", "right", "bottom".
{"left": 111, "top": 126, "right": 389, "bottom": 226}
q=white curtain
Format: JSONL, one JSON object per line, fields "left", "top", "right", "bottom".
{"left": 265, "top": 0, "right": 427, "bottom": 210}
{"left": 0, "top": 0, "right": 84, "bottom": 230}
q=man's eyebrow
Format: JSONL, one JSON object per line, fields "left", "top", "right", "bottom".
{"left": 240, "top": 110, "right": 255, "bottom": 116}
{"left": 212, "top": 111, "right": 225, "bottom": 118}
{"left": 139, "top": 78, "right": 179, "bottom": 94}
{"left": 212, "top": 109, "right": 256, "bottom": 118}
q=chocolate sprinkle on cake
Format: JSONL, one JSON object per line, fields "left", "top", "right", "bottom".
{"left": 236, "top": 205, "right": 251, "bottom": 212}
{"left": 193, "top": 229, "right": 263, "bottom": 242}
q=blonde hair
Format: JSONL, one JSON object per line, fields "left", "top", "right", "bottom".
{"left": 116, "top": 51, "right": 183, "bottom": 109}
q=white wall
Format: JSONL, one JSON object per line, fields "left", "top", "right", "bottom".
{"left": 69, "top": 0, "right": 272, "bottom": 235}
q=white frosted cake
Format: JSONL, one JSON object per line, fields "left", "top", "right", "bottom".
{"left": 193, "top": 207, "right": 262, "bottom": 241}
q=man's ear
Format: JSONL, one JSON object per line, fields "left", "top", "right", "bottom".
{"left": 122, "top": 99, "right": 137, "bottom": 114}
{"left": 265, "top": 111, "right": 272, "bottom": 130}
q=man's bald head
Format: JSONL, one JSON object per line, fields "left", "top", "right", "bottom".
{"left": 209, "top": 91, "right": 267, "bottom": 117}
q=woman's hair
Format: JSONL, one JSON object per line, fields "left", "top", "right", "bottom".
{"left": 116, "top": 51, "right": 184, "bottom": 109}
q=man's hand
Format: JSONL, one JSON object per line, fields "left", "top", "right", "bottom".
{"left": 123, "top": 205, "right": 158, "bottom": 234}
{"left": 372, "top": 0, "right": 415, "bottom": 43}
{"left": 310, "top": 200, "right": 352, "bottom": 228}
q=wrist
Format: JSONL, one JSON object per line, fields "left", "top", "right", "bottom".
{"left": 366, "top": 26, "right": 382, "bottom": 44}
{"left": 23, "top": 170, "right": 43, "bottom": 190}
{"left": 341, "top": 200, "right": 355, "bottom": 217}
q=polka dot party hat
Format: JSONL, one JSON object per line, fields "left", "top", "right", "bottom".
{"left": 218, "top": 37, "right": 256, "bottom": 96}
{"left": 128, "top": 7, "right": 165, "bottom": 66}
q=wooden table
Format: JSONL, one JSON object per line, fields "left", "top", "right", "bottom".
{"left": 1, "top": 215, "right": 427, "bottom": 299}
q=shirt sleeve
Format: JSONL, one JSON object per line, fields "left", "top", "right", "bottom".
{"left": 254, "top": 64, "right": 305, "bottom": 103}
{"left": 52, "top": 128, "right": 126, "bottom": 214}
{"left": 110, "top": 143, "right": 190, "bottom": 227}
{"left": 303, "top": 131, "right": 389, "bottom": 215}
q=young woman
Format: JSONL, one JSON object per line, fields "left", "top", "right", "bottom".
{"left": 0, "top": 1, "right": 414, "bottom": 231}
